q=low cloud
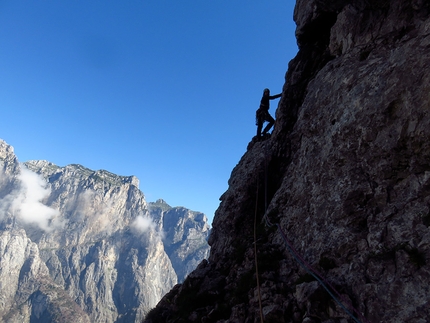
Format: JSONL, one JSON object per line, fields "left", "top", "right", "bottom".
{"left": 133, "top": 215, "right": 156, "bottom": 232}
{"left": 132, "top": 215, "right": 165, "bottom": 240}
{"left": 0, "top": 166, "right": 60, "bottom": 231}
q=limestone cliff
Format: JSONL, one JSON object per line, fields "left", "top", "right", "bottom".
{"left": 144, "top": 1, "right": 430, "bottom": 322}
{"left": 149, "top": 199, "right": 211, "bottom": 283}
{"left": 0, "top": 140, "right": 210, "bottom": 323}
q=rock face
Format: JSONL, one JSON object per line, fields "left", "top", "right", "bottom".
{"left": 0, "top": 140, "right": 210, "bottom": 323}
{"left": 144, "top": 1, "right": 430, "bottom": 322}
{"left": 149, "top": 199, "right": 211, "bottom": 283}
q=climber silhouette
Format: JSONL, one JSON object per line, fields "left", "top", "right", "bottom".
{"left": 256, "top": 88, "right": 281, "bottom": 138}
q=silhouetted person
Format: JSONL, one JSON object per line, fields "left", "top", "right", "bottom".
{"left": 256, "top": 88, "right": 281, "bottom": 138}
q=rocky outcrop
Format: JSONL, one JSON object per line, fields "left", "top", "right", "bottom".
{"left": 149, "top": 199, "right": 210, "bottom": 282}
{"left": 0, "top": 229, "right": 91, "bottom": 323}
{"left": 144, "top": 1, "right": 430, "bottom": 322}
{"left": 0, "top": 140, "right": 210, "bottom": 323}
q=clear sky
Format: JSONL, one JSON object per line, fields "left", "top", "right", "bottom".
{"left": 0, "top": 1, "right": 298, "bottom": 224}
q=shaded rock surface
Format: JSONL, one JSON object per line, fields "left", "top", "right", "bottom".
{"left": 0, "top": 141, "right": 210, "bottom": 323}
{"left": 149, "top": 199, "right": 211, "bottom": 282}
{"left": 144, "top": 1, "right": 430, "bottom": 322}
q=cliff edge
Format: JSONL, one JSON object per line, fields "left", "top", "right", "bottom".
{"left": 144, "top": 1, "right": 430, "bottom": 322}
{"left": 0, "top": 141, "right": 210, "bottom": 323}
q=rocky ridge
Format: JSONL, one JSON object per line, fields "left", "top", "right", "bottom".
{"left": 0, "top": 140, "right": 210, "bottom": 323}
{"left": 144, "top": 1, "right": 430, "bottom": 322}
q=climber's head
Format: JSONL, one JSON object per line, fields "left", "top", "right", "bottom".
{"left": 263, "top": 88, "right": 270, "bottom": 96}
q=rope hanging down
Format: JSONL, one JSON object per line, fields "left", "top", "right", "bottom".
{"left": 256, "top": 141, "right": 369, "bottom": 323}
{"left": 254, "top": 178, "right": 264, "bottom": 323}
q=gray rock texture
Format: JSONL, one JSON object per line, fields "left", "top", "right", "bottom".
{"left": 0, "top": 140, "right": 210, "bottom": 323}
{"left": 144, "top": 1, "right": 430, "bottom": 322}
{"left": 149, "top": 199, "right": 211, "bottom": 282}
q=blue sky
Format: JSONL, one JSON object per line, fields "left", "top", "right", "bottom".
{"left": 0, "top": 1, "right": 298, "bottom": 224}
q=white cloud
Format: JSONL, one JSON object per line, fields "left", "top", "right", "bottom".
{"left": 0, "top": 166, "right": 60, "bottom": 231}
{"left": 132, "top": 215, "right": 165, "bottom": 240}
{"left": 133, "top": 215, "right": 155, "bottom": 232}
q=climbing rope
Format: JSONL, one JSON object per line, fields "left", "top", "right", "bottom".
{"left": 265, "top": 214, "right": 368, "bottom": 323}
{"left": 254, "top": 178, "right": 264, "bottom": 323}
{"left": 255, "top": 140, "right": 369, "bottom": 323}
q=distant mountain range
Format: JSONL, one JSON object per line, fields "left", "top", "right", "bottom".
{"left": 0, "top": 139, "right": 210, "bottom": 323}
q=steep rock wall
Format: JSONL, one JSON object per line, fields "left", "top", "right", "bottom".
{"left": 0, "top": 141, "right": 210, "bottom": 323}
{"left": 144, "top": 1, "right": 430, "bottom": 322}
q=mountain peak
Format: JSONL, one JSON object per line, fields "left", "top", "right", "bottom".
{"left": 25, "top": 160, "right": 140, "bottom": 188}
{"left": 0, "top": 140, "right": 210, "bottom": 323}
